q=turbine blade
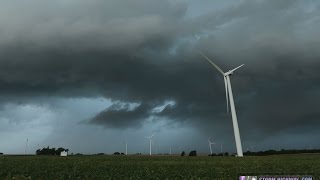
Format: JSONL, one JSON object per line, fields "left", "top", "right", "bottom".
{"left": 224, "top": 77, "right": 229, "bottom": 113}
{"left": 199, "top": 52, "right": 224, "bottom": 75}
{"left": 229, "top": 64, "right": 244, "bottom": 73}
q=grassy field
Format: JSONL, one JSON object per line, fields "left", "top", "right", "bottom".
{"left": 0, "top": 154, "right": 319, "bottom": 179}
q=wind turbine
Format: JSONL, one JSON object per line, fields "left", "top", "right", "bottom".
{"left": 123, "top": 140, "right": 128, "bottom": 155}
{"left": 250, "top": 145, "right": 255, "bottom": 152}
{"left": 200, "top": 52, "right": 244, "bottom": 157}
{"left": 24, "top": 138, "right": 28, "bottom": 155}
{"left": 220, "top": 143, "right": 223, "bottom": 154}
{"left": 146, "top": 133, "right": 154, "bottom": 156}
{"left": 208, "top": 139, "right": 215, "bottom": 155}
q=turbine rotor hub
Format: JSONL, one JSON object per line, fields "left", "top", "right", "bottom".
{"left": 224, "top": 71, "right": 233, "bottom": 76}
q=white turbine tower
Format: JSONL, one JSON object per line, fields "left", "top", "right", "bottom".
{"left": 208, "top": 139, "right": 215, "bottom": 155}
{"left": 200, "top": 52, "right": 244, "bottom": 157}
{"left": 146, "top": 133, "right": 154, "bottom": 156}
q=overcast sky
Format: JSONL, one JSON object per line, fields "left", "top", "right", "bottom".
{"left": 0, "top": 0, "right": 320, "bottom": 155}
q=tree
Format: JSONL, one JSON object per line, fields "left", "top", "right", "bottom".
{"left": 36, "top": 146, "right": 68, "bottom": 155}
{"left": 189, "top": 150, "right": 197, "bottom": 156}
{"left": 181, "top": 151, "right": 185, "bottom": 156}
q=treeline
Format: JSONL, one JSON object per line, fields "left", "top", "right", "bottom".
{"left": 243, "top": 149, "right": 320, "bottom": 156}
{"left": 36, "top": 147, "right": 69, "bottom": 155}
{"left": 208, "top": 152, "right": 229, "bottom": 156}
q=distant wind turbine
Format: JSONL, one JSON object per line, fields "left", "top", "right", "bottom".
{"left": 146, "top": 133, "right": 154, "bottom": 156}
{"left": 200, "top": 52, "right": 244, "bottom": 157}
{"left": 220, "top": 143, "right": 223, "bottom": 154}
{"left": 250, "top": 145, "right": 255, "bottom": 152}
{"left": 123, "top": 140, "right": 128, "bottom": 155}
{"left": 24, "top": 138, "right": 28, "bottom": 155}
{"left": 208, "top": 139, "right": 215, "bottom": 155}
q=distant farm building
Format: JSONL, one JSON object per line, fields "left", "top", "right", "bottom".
{"left": 60, "top": 151, "right": 68, "bottom": 156}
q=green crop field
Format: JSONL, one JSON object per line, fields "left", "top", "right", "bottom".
{"left": 0, "top": 154, "right": 319, "bottom": 179}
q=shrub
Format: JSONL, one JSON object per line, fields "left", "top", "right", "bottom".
{"left": 189, "top": 150, "right": 197, "bottom": 156}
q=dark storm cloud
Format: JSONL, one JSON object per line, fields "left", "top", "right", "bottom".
{"left": 0, "top": 0, "right": 189, "bottom": 97}
{"left": 91, "top": 102, "right": 151, "bottom": 128}
{"left": 0, "top": 0, "right": 320, "bottom": 142}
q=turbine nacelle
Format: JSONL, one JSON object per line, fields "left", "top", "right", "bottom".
{"left": 224, "top": 71, "right": 233, "bottom": 76}
{"left": 151, "top": 134, "right": 154, "bottom": 139}
{"left": 146, "top": 133, "right": 154, "bottom": 139}
{"left": 208, "top": 139, "right": 215, "bottom": 145}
